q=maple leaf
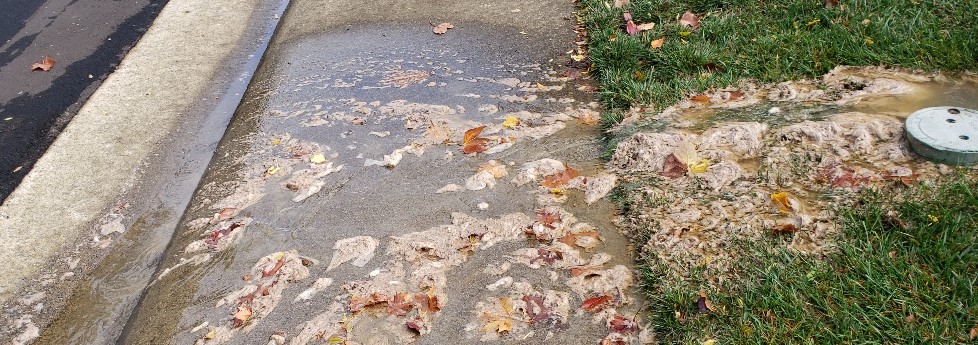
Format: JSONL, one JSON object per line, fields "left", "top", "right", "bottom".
{"left": 261, "top": 258, "right": 286, "bottom": 278}
{"left": 609, "top": 314, "right": 638, "bottom": 334}
{"left": 499, "top": 297, "right": 514, "bottom": 315}
{"left": 31, "top": 56, "right": 56, "bottom": 71}
{"left": 770, "top": 192, "right": 795, "bottom": 214}
{"left": 541, "top": 164, "right": 580, "bottom": 188}
{"left": 432, "top": 22, "right": 454, "bottom": 34}
{"left": 461, "top": 126, "right": 491, "bottom": 154}
{"left": 623, "top": 13, "right": 638, "bottom": 36}
{"left": 650, "top": 37, "right": 665, "bottom": 49}
{"left": 661, "top": 153, "right": 687, "bottom": 178}
{"left": 388, "top": 292, "right": 415, "bottom": 317}
{"left": 522, "top": 295, "right": 550, "bottom": 323}
{"left": 679, "top": 11, "right": 701, "bottom": 31}
{"left": 582, "top": 295, "right": 613, "bottom": 312}
{"left": 231, "top": 306, "right": 253, "bottom": 328}
{"left": 696, "top": 289, "right": 715, "bottom": 313}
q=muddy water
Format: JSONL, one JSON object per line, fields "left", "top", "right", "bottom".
{"left": 118, "top": 21, "right": 641, "bottom": 345}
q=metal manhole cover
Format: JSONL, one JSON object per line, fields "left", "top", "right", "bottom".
{"left": 905, "top": 106, "right": 978, "bottom": 165}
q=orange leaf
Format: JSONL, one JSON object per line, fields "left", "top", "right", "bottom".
{"left": 557, "top": 230, "right": 600, "bottom": 248}
{"left": 772, "top": 223, "right": 799, "bottom": 234}
{"left": 660, "top": 153, "right": 687, "bottom": 178}
{"left": 261, "top": 258, "right": 285, "bottom": 278}
{"left": 690, "top": 95, "right": 710, "bottom": 103}
{"left": 771, "top": 192, "right": 795, "bottom": 214}
{"left": 31, "top": 56, "right": 56, "bottom": 71}
{"left": 650, "top": 37, "right": 665, "bottom": 49}
{"left": 426, "top": 289, "right": 442, "bottom": 313}
{"left": 231, "top": 306, "right": 253, "bottom": 328}
{"left": 541, "top": 164, "right": 580, "bottom": 188}
{"left": 582, "top": 295, "right": 613, "bottom": 312}
{"left": 728, "top": 91, "right": 743, "bottom": 101}
{"left": 462, "top": 126, "right": 490, "bottom": 154}
{"left": 535, "top": 209, "right": 562, "bottom": 229}
{"left": 388, "top": 291, "right": 414, "bottom": 316}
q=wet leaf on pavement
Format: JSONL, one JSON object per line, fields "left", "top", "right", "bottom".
{"left": 433, "top": 22, "right": 454, "bottom": 34}
{"left": 31, "top": 56, "right": 56, "bottom": 71}
{"left": 232, "top": 306, "right": 253, "bottom": 328}
{"left": 541, "top": 164, "right": 580, "bottom": 188}
{"left": 582, "top": 294, "right": 612, "bottom": 312}
{"left": 462, "top": 126, "right": 491, "bottom": 154}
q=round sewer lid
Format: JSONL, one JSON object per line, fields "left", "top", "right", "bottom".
{"left": 905, "top": 106, "right": 978, "bottom": 165}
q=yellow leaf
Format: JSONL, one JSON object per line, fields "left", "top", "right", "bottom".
{"left": 805, "top": 18, "right": 820, "bottom": 27}
{"left": 650, "top": 37, "right": 665, "bottom": 49}
{"left": 500, "top": 297, "right": 514, "bottom": 315}
{"left": 271, "top": 251, "right": 286, "bottom": 261}
{"left": 265, "top": 166, "right": 280, "bottom": 175}
{"left": 673, "top": 140, "right": 701, "bottom": 167}
{"left": 205, "top": 330, "right": 216, "bottom": 339}
{"left": 483, "top": 318, "right": 512, "bottom": 333}
{"left": 703, "top": 339, "right": 717, "bottom": 345}
{"left": 571, "top": 53, "right": 586, "bottom": 61}
{"left": 233, "top": 306, "right": 253, "bottom": 322}
{"left": 310, "top": 154, "right": 327, "bottom": 164}
{"left": 688, "top": 159, "right": 709, "bottom": 174}
{"left": 550, "top": 188, "right": 565, "bottom": 196}
{"left": 927, "top": 214, "right": 939, "bottom": 223}
{"left": 771, "top": 192, "right": 794, "bottom": 214}
{"left": 270, "top": 138, "right": 282, "bottom": 146}
{"left": 864, "top": 37, "right": 874, "bottom": 45}
{"left": 502, "top": 116, "right": 520, "bottom": 129}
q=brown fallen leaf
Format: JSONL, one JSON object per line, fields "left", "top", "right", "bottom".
{"left": 388, "top": 291, "right": 414, "bottom": 316}
{"left": 613, "top": 0, "right": 629, "bottom": 8}
{"left": 727, "top": 90, "right": 744, "bottom": 101}
{"left": 661, "top": 153, "right": 687, "bottom": 178}
{"left": 349, "top": 293, "right": 390, "bottom": 312}
{"left": 650, "top": 37, "right": 665, "bottom": 49}
{"left": 461, "top": 126, "right": 491, "bottom": 154}
{"left": 582, "top": 294, "right": 613, "bottom": 312}
{"left": 432, "top": 22, "right": 454, "bottom": 34}
{"left": 557, "top": 230, "right": 601, "bottom": 249}
{"left": 483, "top": 317, "right": 512, "bottom": 333}
{"left": 541, "top": 164, "right": 580, "bottom": 188}
{"left": 609, "top": 314, "right": 638, "bottom": 334}
{"left": 635, "top": 22, "right": 656, "bottom": 32}
{"left": 970, "top": 324, "right": 978, "bottom": 340}
{"left": 232, "top": 306, "right": 253, "bottom": 328}
{"left": 696, "top": 289, "right": 715, "bottom": 313}
{"left": 426, "top": 289, "right": 442, "bottom": 312}
{"left": 679, "top": 11, "right": 701, "bottom": 31}
{"left": 530, "top": 247, "right": 563, "bottom": 265}
{"left": 523, "top": 295, "right": 550, "bottom": 323}
{"left": 772, "top": 223, "right": 799, "bottom": 234}
{"left": 535, "top": 209, "right": 562, "bottom": 230}
{"left": 31, "top": 56, "right": 56, "bottom": 71}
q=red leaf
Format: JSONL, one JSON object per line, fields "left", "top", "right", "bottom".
{"left": 582, "top": 295, "right": 613, "bottom": 312}
{"left": 624, "top": 12, "right": 638, "bottom": 35}
{"left": 535, "top": 209, "right": 562, "bottom": 230}
{"left": 609, "top": 314, "right": 638, "bottom": 334}
{"left": 522, "top": 295, "right": 550, "bottom": 323}
{"left": 462, "top": 126, "right": 490, "bottom": 154}
{"left": 204, "top": 222, "right": 242, "bottom": 248}
{"left": 660, "top": 153, "right": 687, "bottom": 178}
{"left": 388, "top": 291, "right": 414, "bottom": 316}
{"left": 261, "top": 258, "right": 286, "bottom": 278}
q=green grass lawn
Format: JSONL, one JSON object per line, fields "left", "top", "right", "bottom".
{"left": 580, "top": 0, "right": 978, "bottom": 112}
{"left": 639, "top": 179, "right": 978, "bottom": 344}
{"left": 578, "top": 1, "right": 978, "bottom": 343}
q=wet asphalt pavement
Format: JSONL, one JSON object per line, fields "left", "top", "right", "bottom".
{"left": 0, "top": 0, "right": 166, "bottom": 202}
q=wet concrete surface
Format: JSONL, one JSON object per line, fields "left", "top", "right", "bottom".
{"left": 115, "top": 1, "right": 642, "bottom": 343}
{"left": 0, "top": 0, "right": 167, "bottom": 202}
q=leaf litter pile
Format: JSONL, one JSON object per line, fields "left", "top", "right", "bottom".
{"left": 148, "top": 23, "right": 651, "bottom": 345}
{"left": 607, "top": 66, "right": 974, "bottom": 285}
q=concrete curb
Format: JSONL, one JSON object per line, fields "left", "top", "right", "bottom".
{"left": 0, "top": 0, "right": 262, "bottom": 302}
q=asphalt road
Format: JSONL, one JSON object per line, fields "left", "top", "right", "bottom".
{"left": 0, "top": 0, "right": 167, "bottom": 202}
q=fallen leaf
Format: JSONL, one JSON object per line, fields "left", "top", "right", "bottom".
{"left": 530, "top": 247, "right": 563, "bottom": 265}
{"left": 426, "top": 289, "right": 443, "bottom": 312}
{"left": 483, "top": 318, "right": 512, "bottom": 333}
{"left": 541, "top": 164, "right": 580, "bottom": 188}
{"left": 772, "top": 223, "right": 799, "bottom": 234}
{"left": 502, "top": 116, "right": 520, "bottom": 128}
{"left": 349, "top": 293, "right": 390, "bottom": 312}
{"left": 824, "top": 0, "right": 839, "bottom": 8}
{"left": 232, "top": 306, "right": 253, "bottom": 328}
{"left": 535, "top": 209, "right": 562, "bottom": 229}
{"left": 577, "top": 112, "right": 600, "bottom": 125}
{"left": 261, "top": 258, "right": 286, "bottom": 278}
{"left": 462, "top": 126, "right": 491, "bottom": 154}
{"left": 613, "top": 0, "right": 629, "bottom": 8}
{"left": 310, "top": 154, "right": 327, "bottom": 164}
{"left": 696, "top": 289, "right": 715, "bottom": 313}
{"left": 679, "top": 11, "right": 701, "bottom": 31}
{"left": 728, "top": 90, "right": 744, "bottom": 101}
{"left": 205, "top": 330, "right": 217, "bottom": 339}
{"left": 388, "top": 292, "right": 414, "bottom": 316}
{"left": 558, "top": 230, "right": 601, "bottom": 249}
{"left": 623, "top": 12, "right": 638, "bottom": 36}
{"left": 609, "top": 314, "right": 638, "bottom": 334}
{"left": 499, "top": 297, "right": 514, "bottom": 315}
{"left": 650, "top": 37, "right": 665, "bottom": 49}
{"left": 523, "top": 295, "right": 550, "bottom": 323}
{"left": 690, "top": 95, "right": 711, "bottom": 103}
{"left": 673, "top": 140, "right": 707, "bottom": 175}
{"left": 582, "top": 294, "right": 613, "bottom": 312}
{"left": 770, "top": 192, "right": 795, "bottom": 214}
{"left": 970, "top": 324, "right": 978, "bottom": 340}
{"left": 351, "top": 117, "right": 366, "bottom": 125}
{"left": 432, "top": 22, "right": 454, "bottom": 34}
{"left": 661, "top": 153, "right": 687, "bottom": 178}
{"left": 636, "top": 22, "right": 656, "bottom": 32}
{"left": 31, "top": 56, "right": 56, "bottom": 71}
{"left": 702, "top": 339, "right": 717, "bottom": 345}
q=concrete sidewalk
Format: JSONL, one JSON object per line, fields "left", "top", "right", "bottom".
{"left": 116, "top": 0, "right": 645, "bottom": 344}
